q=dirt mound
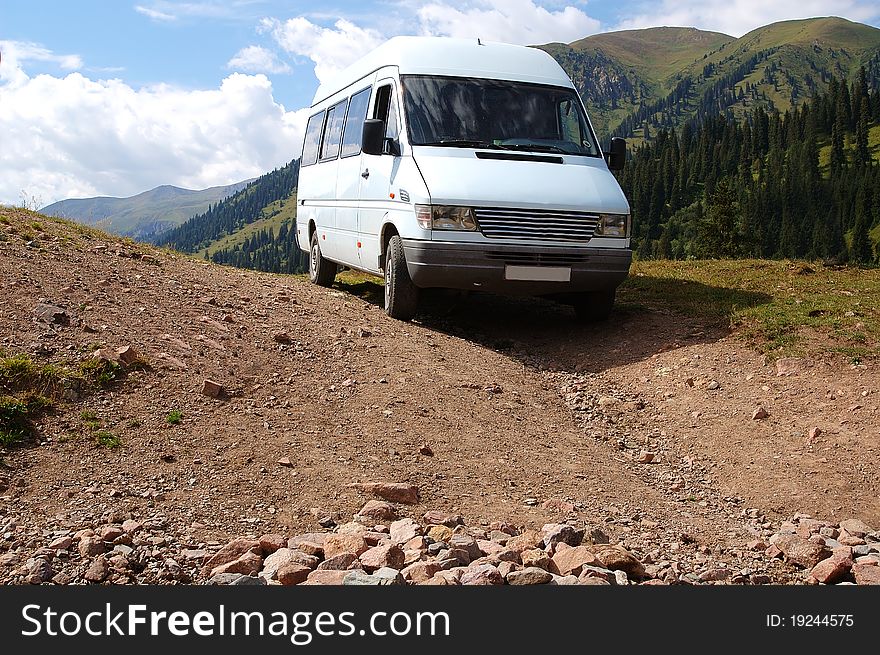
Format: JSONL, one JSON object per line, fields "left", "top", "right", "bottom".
{"left": 1, "top": 208, "right": 878, "bottom": 585}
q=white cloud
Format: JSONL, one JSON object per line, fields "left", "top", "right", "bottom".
{"left": 416, "top": 0, "right": 601, "bottom": 44}
{"left": 0, "top": 46, "right": 307, "bottom": 205}
{"left": 0, "top": 40, "right": 83, "bottom": 86}
{"left": 134, "top": 5, "right": 176, "bottom": 22}
{"left": 617, "top": 0, "right": 880, "bottom": 37}
{"left": 227, "top": 45, "right": 291, "bottom": 74}
{"left": 262, "top": 17, "right": 385, "bottom": 85}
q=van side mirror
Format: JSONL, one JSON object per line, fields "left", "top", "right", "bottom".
{"left": 605, "top": 137, "right": 626, "bottom": 171}
{"left": 362, "top": 119, "right": 386, "bottom": 156}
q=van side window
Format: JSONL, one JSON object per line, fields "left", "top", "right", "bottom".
{"left": 301, "top": 111, "right": 325, "bottom": 167}
{"left": 373, "top": 84, "right": 399, "bottom": 145}
{"left": 320, "top": 101, "right": 347, "bottom": 161}
{"left": 340, "top": 87, "right": 372, "bottom": 158}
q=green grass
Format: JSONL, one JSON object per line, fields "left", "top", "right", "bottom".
{"left": 623, "top": 259, "right": 880, "bottom": 359}
{"left": 94, "top": 430, "right": 122, "bottom": 449}
{"left": 166, "top": 409, "right": 183, "bottom": 425}
{"left": 195, "top": 193, "right": 297, "bottom": 259}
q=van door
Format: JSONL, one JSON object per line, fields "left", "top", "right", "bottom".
{"left": 358, "top": 79, "right": 401, "bottom": 274}
{"left": 335, "top": 85, "right": 373, "bottom": 268}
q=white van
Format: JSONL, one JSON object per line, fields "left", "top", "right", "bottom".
{"left": 296, "top": 36, "right": 631, "bottom": 321}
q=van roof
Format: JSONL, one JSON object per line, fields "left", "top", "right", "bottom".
{"left": 312, "top": 36, "right": 573, "bottom": 106}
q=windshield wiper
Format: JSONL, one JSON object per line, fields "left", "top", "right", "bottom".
{"left": 420, "top": 139, "right": 503, "bottom": 149}
{"left": 499, "top": 143, "right": 571, "bottom": 155}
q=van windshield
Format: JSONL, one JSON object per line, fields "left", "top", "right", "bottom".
{"left": 401, "top": 75, "right": 600, "bottom": 157}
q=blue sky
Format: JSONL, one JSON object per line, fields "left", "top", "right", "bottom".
{"left": 2, "top": 1, "right": 879, "bottom": 205}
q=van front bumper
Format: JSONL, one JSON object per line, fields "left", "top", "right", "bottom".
{"left": 401, "top": 239, "right": 632, "bottom": 295}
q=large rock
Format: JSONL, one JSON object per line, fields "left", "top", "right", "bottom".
{"left": 359, "top": 544, "right": 405, "bottom": 572}
{"left": 542, "top": 524, "right": 580, "bottom": 550}
{"left": 78, "top": 536, "right": 105, "bottom": 558}
{"left": 401, "top": 561, "right": 442, "bottom": 583}
{"left": 449, "top": 534, "right": 481, "bottom": 562}
{"left": 84, "top": 556, "right": 110, "bottom": 583}
{"left": 772, "top": 534, "right": 831, "bottom": 569}
{"left": 349, "top": 482, "right": 420, "bottom": 504}
{"left": 423, "top": 511, "right": 463, "bottom": 527}
{"left": 303, "top": 570, "right": 352, "bottom": 585}
{"left": 262, "top": 548, "right": 319, "bottom": 579}
{"left": 809, "top": 549, "right": 853, "bottom": 584}
{"left": 317, "top": 553, "right": 361, "bottom": 571}
{"left": 259, "top": 534, "right": 286, "bottom": 554}
{"left": 506, "top": 530, "right": 542, "bottom": 553}
{"left": 551, "top": 545, "right": 601, "bottom": 576}
{"left": 460, "top": 564, "right": 504, "bottom": 585}
{"left": 390, "top": 518, "right": 423, "bottom": 545}
{"left": 202, "top": 538, "right": 261, "bottom": 575}
{"left": 594, "top": 546, "right": 646, "bottom": 577}
{"left": 357, "top": 500, "right": 398, "bottom": 522}
{"left": 210, "top": 551, "right": 262, "bottom": 578}
{"left": 344, "top": 569, "right": 405, "bottom": 586}
{"left": 277, "top": 563, "right": 311, "bottom": 586}
{"left": 323, "top": 534, "right": 368, "bottom": 559}
{"left": 852, "top": 563, "right": 880, "bottom": 585}
{"left": 521, "top": 548, "right": 551, "bottom": 571}
{"left": 839, "top": 519, "right": 874, "bottom": 539}
{"left": 507, "top": 567, "right": 553, "bottom": 585}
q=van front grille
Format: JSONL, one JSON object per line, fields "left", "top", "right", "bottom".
{"left": 474, "top": 206, "right": 599, "bottom": 243}
{"left": 485, "top": 251, "right": 587, "bottom": 266}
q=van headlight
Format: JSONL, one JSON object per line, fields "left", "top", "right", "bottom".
{"left": 595, "top": 214, "right": 629, "bottom": 237}
{"left": 414, "top": 204, "right": 477, "bottom": 231}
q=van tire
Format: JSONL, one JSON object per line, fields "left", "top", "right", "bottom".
{"left": 573, "top": 289, "right": 615, "bottom": 322}
{"left": 309, "top": 232, "right": 337, "bottom": 287}
{"left": 384, "top": 235, "right": 419, "bottom": 320}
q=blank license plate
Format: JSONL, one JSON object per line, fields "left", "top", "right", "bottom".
{"left": 504, "top": 265, "right": 571, "bottom": 282}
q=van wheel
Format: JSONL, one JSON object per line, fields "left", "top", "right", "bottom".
{"left": 309, "top": 232, "right": 336, "bottom": 287}
{"left": 573, "top": 289, "right": 615, "bottom": 322}
{"left": 384, "top": 235, "right": 419, "bottom": 320}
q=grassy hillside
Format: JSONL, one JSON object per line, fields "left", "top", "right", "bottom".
{"left": 40, "top": 181, "right": 251, "bottom": 241}
{"left": 195, "top": 194, "right": 297, "bottom": 259}
{"left": 541, "top": 17, "right": 880, "bottom": 140}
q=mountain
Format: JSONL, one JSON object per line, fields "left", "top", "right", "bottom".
{"left": 539, "top": 17, "right": 880, "bottom": 139}
{"left": 39, "top": 180, "right": 252, "bottom": 241}
{"left": 155, "top": 159, "right": 303, "bottom": 273}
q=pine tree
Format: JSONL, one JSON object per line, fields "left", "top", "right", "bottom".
{"left": 856, "top": 97, "right": 870, "bottom": 168}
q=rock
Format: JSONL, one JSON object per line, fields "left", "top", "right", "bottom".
{"left": 752, "top": 406, "right": 770, "bottom": 420}
{"left": 34, "top": 303, "right": 69, "bottom": 325}
{"left": 707, "top": 380, "right": 720, "bottom": 390}
{"left": 698, "top": 567, "right": 732, "bottom": 582}
{"left": 809, "top": 549, "right": 853, "bottom": 584}
{"left": 637, "top": 450, "right": 655, "bottom": 463}
{"left": 419, "top": 444, "right": 434, "bottom": 456}
{"left": 578, "top": 566, "right": 614, "bottom": 583}
{"left": 402, "top": 561, "right": 442, "bottom": 583}
{"left": 274, "top": 333, "right": 294, "bottom": 344}
{"left": 51, "top": 572, "right": 73, "bottom": 586}
{"left": 201, "top": 379, "right": 224, "bottom": 398}
{"left": 263, "top": 549, "right": 316, "bottom": 579}
{"left": 288, "top": 533, "right": 327, "bottom": 557}
{"left": 807, "top": 427, "right": 822, "bottom": 441}
{"left": 423, "top": 510, "right": 463, "bottom": 527}
{"left": 317, "top": 553, "right": 361, "bottom": 571}
{"left": 613, "top": 570, "right": 630, "bottom": 586}
{"left": 359, "top": 544, "right": 405, "bottom": 572}
{"left": 202, "top": 538, "right": 261, "bottom": 574}
{"left": 427, "top": 525, "right": 453, "bottom": 543}
{"left": 449, "top": 534, "right": 481, "bottom": 561}
{"left": 323, "top": 534, "right": 368, "bottom": 559}
{"left": 259, "top": 534, "right": 286, "bottom": 554}
{"left": 277, "top": 458, "right": 293, "bottom": 467}
{"left": 302, "top": 570, "right": 352, "bottom": 586}
{"left": 84, "top": 556, "right": 110, "bottom": 583}
{"left": 839, "top": 519, "right": 874, "bottom": 539}
{"left": 122, "top": 520, "right": 143, "bottom": 533}
{"left": 210, "top": 551, "right": 262, "bottom": 578}
{"left": 837, "top": 528, "right": 866, "bottom": 546}
{"left": 389, "top": 518, "right": 423, "bottom": 545}
{"left": 521, "top": 548, "right": 551, "bottom": 571}
{"left": 207, "top": 573, "right": 265, "bottom": 586}
{"left": 594, "top": 546, "right": 646, "bottom": 577}
{"left": 507, "top": 530, "right": 543, "bottom": 553}
{"left": 48, "top": 536, "right": 74, "bottom": 550}
{"left": 78, "top": 536, "right": 105, "bottom": 558}
{"left": 551, "top": 575, "right": 581, "bottom": 586}
{"left": 116, "top": 345, "right": 140, "bottom": 366}
{"left": 773, "top": 534, "right": 831, "bottom": 569}
{"left": 852, "top": 562, "right": 880, "bottom": 585}
{"left": 26, "top": 559, "right": 54, "bottom": 585}
{"left": 99, "top": 525, "right": 125, "bottom": 542}
{"left": 542, "top": 524, "right": 579, "bottom": 550}
{"left": 460, "top": 564, "right": 503, "bottom": 585}
{"left": 276, "top": 563, "right": 311, "bottom": 586}
{"left": 357, "top": 500, "right": 398, "bottom": 522}
{"left": 551, "top": 545, "right": 601, "bottom": 576}
{"left": 507, "top": 567, "right": 553, "bottom": 585}
{"left": 349, "top": 482, "right": 419, "bottom": 505}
